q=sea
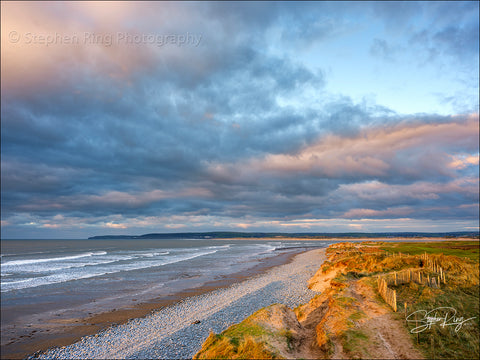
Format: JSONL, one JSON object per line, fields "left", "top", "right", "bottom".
{"left": 1, "top": 238, "right": 331, "bottom": 351}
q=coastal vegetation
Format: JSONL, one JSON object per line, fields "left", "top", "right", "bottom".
{"left": 379, "top": 242, "right": 479, "bottom": 359}
{"left": 194, "top": 240, "right": 479, "bottom": 359}
{"left": 193, "top": 304, "right": 302, "bottom": 359}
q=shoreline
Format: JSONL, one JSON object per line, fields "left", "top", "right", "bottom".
{"left": 2, "top": 247, "right": 312, "bottom": 360}
{"left": 4, "top": 238, "right": 474, "bottom": 358}
{"left": 35, "top": 248, "right": 327, "bottom": 359}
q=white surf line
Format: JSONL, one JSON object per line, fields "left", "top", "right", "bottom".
{"left": 39, "top": 249, "right": 326, "bottom": 359}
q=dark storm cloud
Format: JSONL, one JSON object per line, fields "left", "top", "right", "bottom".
{"left": 1, "top": 1, "right": 478, "bottom": 237}
{"left": 1, "top": 31, "right": 327, "bottom": 220}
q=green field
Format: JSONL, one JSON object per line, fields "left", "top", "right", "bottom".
{"left": 380, "top": 240, "right": 479, "bottom": 261}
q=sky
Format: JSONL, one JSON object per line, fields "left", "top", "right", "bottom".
{"left": 1, "top": 1, "right": 479, "bottom": 239}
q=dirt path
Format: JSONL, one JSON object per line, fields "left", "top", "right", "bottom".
{"left": 330, "top": 334, "right": 347, "bottom": 360}
{"left": 296, "top": 257, "right": 425, "bottom": 360}
{"left": 296, "top": 270, "right": 424, "bottom": 359}
{"left": 296, "top": 301, "right": 329, "bottom": 359}
{"left": 350, "top": 280, "right": 424, "bottom": 359}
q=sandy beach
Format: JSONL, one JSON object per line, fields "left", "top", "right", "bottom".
{"left": 30, "top": 248, "right": 326, "bottom": 359}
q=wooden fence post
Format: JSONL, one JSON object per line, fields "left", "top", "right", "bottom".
{"left": 415, "top": 312, "right": 419, "bottom": 344}
{"left": 431, "top": 335, "right": 435, "bottom": 360}
{"left": 393, "top": 290, "right": 397, "bottom": 312}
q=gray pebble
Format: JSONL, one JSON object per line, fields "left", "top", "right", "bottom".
{"left": 34, "top": 249, "right": 324, "bottom": 360}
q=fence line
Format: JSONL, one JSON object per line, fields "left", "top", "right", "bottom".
{"left": 383, "top": 251, "right": 447, "bottom": 285}
{"left": 376, "top": 252, "right": 447, "bottom": 312}
{"left": 377, "top": 277, "right": 397, "bottom": 311}
{"left": 422, "top": 252, "right": 447, "bottom": 285}
{"left": 383, "top": 268, "right": 445, "bottom": 288}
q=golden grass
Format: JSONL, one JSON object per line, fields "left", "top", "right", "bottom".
{"left": 195, "top": 241, "right": 478, "bottom": 359}
{"left": 193, "top": 332, "right": 278, "bottom": 359}
{"left": 193, "top": 305, "right": 297, "bottom": 359}
{"left": 327, "top": 241, "right": 479, "bottom": 360}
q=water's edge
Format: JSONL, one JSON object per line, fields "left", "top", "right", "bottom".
{"left": 2, "top": 248, "right": 310, "bottom": 359}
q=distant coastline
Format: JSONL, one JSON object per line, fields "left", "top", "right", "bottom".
{"left": 88, "top": 231, "right": 480, "bottom": 240}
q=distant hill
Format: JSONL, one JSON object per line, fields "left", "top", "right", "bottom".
{"left": 88, "top": 231, "right": 479, "bottom": 240}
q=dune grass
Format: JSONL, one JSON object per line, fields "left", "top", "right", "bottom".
{"left": 193, "top": 306, "right": 291, "bottom": 359}
{"left": 341, "top": 328, "right": 370, "bottom": 358}
{"left": 325, "top": 240, "right": 479, "bottom": 359}
{"left": 193, "top": 331, "right": 278, "bottom": 360}
{"left": 392, "top": 280, "right": 479, "bottom": 359}
{"left": 387, "top": 246, "right": 479, "bottom": 359}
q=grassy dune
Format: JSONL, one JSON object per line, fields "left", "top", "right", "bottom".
{"left": 194, "top": 240, "right": 479, "bottom": 359}
{"left": 193, "top": 304, "right": 301, "bottom": 359}
{"left": 379, "top": 241, "right": 479, "bottom": 359}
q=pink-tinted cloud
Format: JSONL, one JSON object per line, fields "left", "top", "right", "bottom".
{"left": 342, "top": 207, "right": 414, "bottom": 219}
{"left": 336, "top": 178, "right": 478, "bottom": 202}
{"left": 448, "top": 154, "right": 479, "bottom": 169}
{"left": 1, "top": 1, "right": 204, "bottom": 95}
{"left": 206, "top": 114, "right": 478, "bottom": 183}
{"left": 250, "top": 114, "right": 478, "bottom": 178}
{"left": 103, "top": 222, "right": 128, "bottom": 229}
{"left": 16, "top": 187, "right": 213, "bottom": 212}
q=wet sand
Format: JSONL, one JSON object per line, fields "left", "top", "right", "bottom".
{"left": 1, "top": 248, "right": 309, "bottom": 359}
{"left": 35, "top": 248, "right": 326, "bottom": 359}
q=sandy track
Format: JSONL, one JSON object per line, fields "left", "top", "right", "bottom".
{"left": 324, "top": 280, "right": 424, "bottom": 360}
{"left": 352, "top": 280, "right": 424, "bottom": 359}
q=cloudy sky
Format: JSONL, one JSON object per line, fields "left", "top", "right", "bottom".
{"left": 1, "top": 1, "right": 479, "bottom": 239}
